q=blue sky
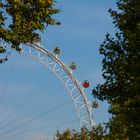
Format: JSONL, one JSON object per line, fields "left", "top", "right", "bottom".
{"left": 0, "top": 1, "right": 117, "bottom": 140}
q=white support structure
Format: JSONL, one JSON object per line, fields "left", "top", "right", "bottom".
{"left": 20, "top": 43, "right": 96, "bottom": 129}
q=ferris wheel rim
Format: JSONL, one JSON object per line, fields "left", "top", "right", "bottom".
{"left": 20, "top": 42, "right": 95, "bottom": 129}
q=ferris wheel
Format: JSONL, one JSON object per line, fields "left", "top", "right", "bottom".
{"left": 0, "top": 39, "right": 98, "bottom": 139}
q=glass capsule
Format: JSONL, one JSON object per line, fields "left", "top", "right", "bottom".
{"left": 53, "top": 47, "right": 61, "bottom": 55}
{"left": 82, "top": 80, "right": 89, "bottom": 88}
{"left": 69, "top": 62, "right": 76, "bottom": 70}
{"left": 34, "top": 36, "right": 41, "bottom": 43}
{"left": 92, "top": 101, "right": 98, "bottom": 108}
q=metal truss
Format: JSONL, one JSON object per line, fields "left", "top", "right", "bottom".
{"left": 20, "top": 43, "right": 96, "bottom": 129}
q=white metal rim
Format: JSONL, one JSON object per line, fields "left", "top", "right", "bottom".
{"left": 20, "top": 43, "right": 95, "bottom": 129}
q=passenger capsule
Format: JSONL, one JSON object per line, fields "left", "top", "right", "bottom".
{"left": 82, "top": 80, "right": 90, "bottom": 88}
{"left": 34, "top": 36, "right": 41, "bottom": 43}
{"left": 53, "top": 47, "right": 61, "bottom": 55}
{"left": 69, "top": 62, "right": 76, "bottom": 70}
{"left": 92, "top": 101, "right": 98, "bottom": 108}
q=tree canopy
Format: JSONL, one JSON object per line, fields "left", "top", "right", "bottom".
{"left": 56, "top": 126, "right": 106, "bottom": 140}
{"left": 92, "top": 0, "right": 140, "bottom": 139}
{"left": 0, "top": 0, "right": 60, "bottom": 63}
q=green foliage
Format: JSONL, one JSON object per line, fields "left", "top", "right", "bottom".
{"left": 56, "top": 125, "right": 107, "bottom": 140}
{"left": 0, "top": 0, "right": 60, "bottom": 62}
{"left": 92, "top": 0, "right": 140, "bottom": 139}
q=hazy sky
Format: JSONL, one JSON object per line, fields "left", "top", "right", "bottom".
{"left": 0, "top": 1, "right": 117, "bottom": 140}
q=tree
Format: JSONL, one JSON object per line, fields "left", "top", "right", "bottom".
{"left": 0, "top": 0, "right": 60, "bottom": 63}
{"left": 56, "top": 125, "right": 107, "bottom": 140}
{"left": 92, "top": 0, "right": 140, "bottom": 139}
